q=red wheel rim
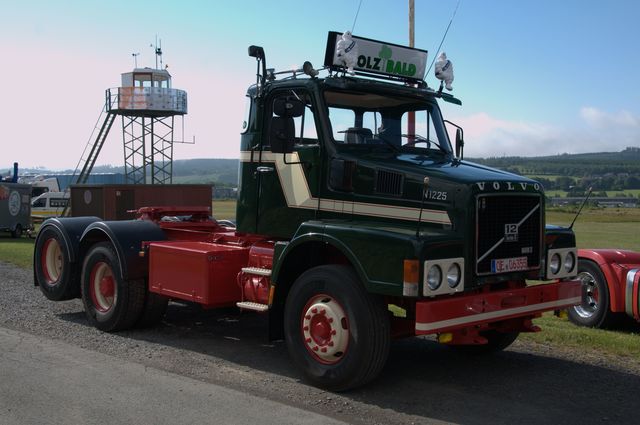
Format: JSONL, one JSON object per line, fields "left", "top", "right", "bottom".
{"left": 90, "top": 261, "right": 117, "bottom": 313}
{"left": 301, "top": 294, "right": 349, "bottom": 365}
{"left": 41, "top": 238, "right": 63, "bottom": 285}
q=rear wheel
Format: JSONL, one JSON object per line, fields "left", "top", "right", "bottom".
{"left": 81, "top": 242, "right": 145, "bottom": 332}
{"left": 34, "top": 226, "right": 80, "bottom": 301}
{"left": 284, "top": 265, "right": 390, "bottom": 391}
{"left": 568, "top": 259, "right": 618, "bottom": 328}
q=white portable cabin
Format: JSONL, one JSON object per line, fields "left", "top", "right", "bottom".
{"left": 113, "top": 68, "right": 187, "bottom": 114}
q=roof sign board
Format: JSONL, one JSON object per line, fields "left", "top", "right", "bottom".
{"left": 324, "top": 31, "right": 428, "bottom": 82}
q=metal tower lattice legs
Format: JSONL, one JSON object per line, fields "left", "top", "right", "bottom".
{"left": 122, "top": 115, "right": 175, "bottom": 184}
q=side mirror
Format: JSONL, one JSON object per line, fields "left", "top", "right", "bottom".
{"left": 455, "top": 128, "right": 464, "bottom": 159}
{"left": 270, "top": 98, "right": 304, "bottom": 154}
{"left": 444, "top": 120, "right": 464, "bottom": 160}
{"left": 270, "top": 117, "right": 295, "bottom": 154}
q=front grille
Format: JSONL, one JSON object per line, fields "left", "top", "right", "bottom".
{"left": 476, "top": 194, "right": 542, "bottom": 275}
{"left": 374, "top": 169, "right": 403, "bottom": 196}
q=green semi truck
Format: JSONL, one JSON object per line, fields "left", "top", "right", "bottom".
{"left": 33, "top": 32, "right": 581, "bottom": 391}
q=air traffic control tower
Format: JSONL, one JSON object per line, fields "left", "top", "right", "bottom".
{"left": 107, "top": 68, "right": 188, "bottom": 184}
{"left": 72, "top": 66, "right": 187, "bottom": 186}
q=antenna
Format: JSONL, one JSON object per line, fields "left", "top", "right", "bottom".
{"left": 569, "top": 187, "right": 593, "bottom": 229}
{"left": 425, "top": 0, "right": 461, "bottom": 77}
{"left": 132, "top": 52, "right": 140, "bottom": 68}
{"left": 351, "top": 0, "right": 363, "bottom": 32}
{"left": 151, "top": 35, "right": 163, "bottom": 69}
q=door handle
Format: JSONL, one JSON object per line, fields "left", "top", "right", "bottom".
{"left": 256, "top": 166, "right": 274, "bottom": 173}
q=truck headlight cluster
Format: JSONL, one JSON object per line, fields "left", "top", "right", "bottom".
{"left": 546, "top": 248, "right": 577, "bottom": 279}
{"left": 423, "top": 258, "right": 465, "bottom": 296}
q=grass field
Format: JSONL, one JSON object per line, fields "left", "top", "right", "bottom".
{"left": 1, "top": 203, "right": 638, "bottom": 356}
{"left": 521, "top": 313, "right": 640, "bottom": 358}
{"left": 545, "top": 189, "right": 640, "bottom": 198}
{"left": 0, "top": 235, "right": 33, "bottom": 268}
{"left": 212, "top": 200, "right": 237, "bottom": 220}
{"left": 547, "top": 207, "right": 640, "bottom": 251}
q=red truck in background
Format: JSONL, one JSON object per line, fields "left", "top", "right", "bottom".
{"left": 570, "top": 250, "right": 640, "bottom": 328}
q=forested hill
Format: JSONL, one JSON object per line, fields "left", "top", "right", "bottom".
{"left": 468, "top": 147, "right": 640, "bottom": 191}
{"left": 469, "top": 147, "right": 640, "bottom": 175}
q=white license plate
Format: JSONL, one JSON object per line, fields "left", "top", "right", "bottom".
{"left": 491, "top": 256, "right": 529, "bottom": 273}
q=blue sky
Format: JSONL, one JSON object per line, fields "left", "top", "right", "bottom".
{"left": 1, "top": 0, "right": 639, "bottom": 170}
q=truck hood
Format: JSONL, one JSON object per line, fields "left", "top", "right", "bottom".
{"left": 390, "top": 153, "right": 536, "bottom": 187}
{"left": 354, "top": 151, "right": 542, "bottom": 197}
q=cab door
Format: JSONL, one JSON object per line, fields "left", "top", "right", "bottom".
{"left": 255, "top": 89, "right": 322, "bottom": 238}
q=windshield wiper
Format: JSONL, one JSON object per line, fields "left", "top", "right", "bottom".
{"left": 401, "top": 134, "right": 446, "bottom": 153}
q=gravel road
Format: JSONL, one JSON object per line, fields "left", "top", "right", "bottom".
{"left": 1, "top": 261, "right": 639, "bottom": 424}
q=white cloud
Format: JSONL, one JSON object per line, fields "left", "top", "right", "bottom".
{"left": 445, "top": 108, "right": 639, "bottom": 158}
{"left": 580, "top": 107, "right": 640, "bottom": 129}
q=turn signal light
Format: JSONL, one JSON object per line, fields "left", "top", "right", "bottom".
{"left": 403, "top": 259, "right": 419, "bottom": 297}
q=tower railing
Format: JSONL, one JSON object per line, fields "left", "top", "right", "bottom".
{"left": 106, "top": 87, "right": 187, "bottom": 115}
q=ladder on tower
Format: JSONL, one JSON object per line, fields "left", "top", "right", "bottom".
{"left": 61, "top": 105, "right": 117, "bottom": 216}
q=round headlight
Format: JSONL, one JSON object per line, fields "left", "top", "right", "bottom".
{"left": 564, "top": 252, "right": 576, "bottom": 272}
{"left": 427, "top": 265, "right": 442, "bottom": 290}
{"left": 550, "top": 253, "right": 561, "bottom": 274}
{"left": 447, "top": 263, "right": 461, "bottom": 288}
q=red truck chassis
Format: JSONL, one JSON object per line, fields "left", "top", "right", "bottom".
{"left": 135, "top": 207, "right": 582, "bottom": 344}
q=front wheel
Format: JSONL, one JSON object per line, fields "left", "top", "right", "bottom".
{"left": 81, "top": 242, "right": 145, "bottom": 332}
{"left": 284, "top": 265, "right": 390, "bottom": 391}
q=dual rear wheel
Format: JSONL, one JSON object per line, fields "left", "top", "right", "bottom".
{"left": 81, "top": 242, "right": 169, "bottom": 331}
{"left": 35, "top": 232, "right": 167, "bottom": 331}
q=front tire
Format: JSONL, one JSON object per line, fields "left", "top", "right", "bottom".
{"left": 284, "top": 265, "right": 390, "bottom": 391}
{"left": 568, "top": 259, "right": 617, "bottom": 328}
{"left": 81, "top": 242, "right": 145, "bottom": 332}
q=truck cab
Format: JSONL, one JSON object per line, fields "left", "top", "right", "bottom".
{"left": 238, "top": 34, "right": 577, "bottom": 302}
{"left": 33, "top": 32, "right": 582, "bottom": 391}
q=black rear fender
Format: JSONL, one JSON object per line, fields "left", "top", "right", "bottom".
{"left": 79, "top": 220, "right": 166, "bottom": 281}
{"left": 33, "top": 217, "right": 101, "bottom": 286}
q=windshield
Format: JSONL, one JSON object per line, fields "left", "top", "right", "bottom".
{"left": 324, "top": 90, "right": 452, "bottom": 155}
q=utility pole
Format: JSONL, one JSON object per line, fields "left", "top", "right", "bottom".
{"left": 408, "top": 0, "right": 416, "bottom": 138}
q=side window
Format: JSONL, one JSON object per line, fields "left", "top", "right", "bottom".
{"left": 293, "top": 100, "right": 318, "bottom": 145}
{"left": 266, "top": 90, "right": 316, "bottom": 151}
{"left": 241, "top": 95, "right": 251, "bottom": 134}
{"left": 50, "top": 199, "right": 68, "bottom": 208}
{"left": 32, "top": 198, "right": 46, "bottom": 208}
